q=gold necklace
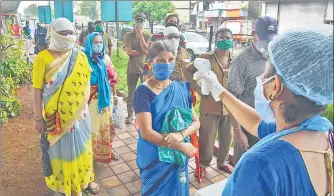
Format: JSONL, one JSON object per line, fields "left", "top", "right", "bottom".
{"left": 149, "top": 78, "right": 169, "bottom": 90}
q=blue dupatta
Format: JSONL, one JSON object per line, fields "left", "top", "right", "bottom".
{"left": 222, "top": 115, "right": 333, "bottom": 196}
{"left": 84, "top": 32, "right": 111, "bottom": 113}
{"left": 137, "top": 82, "right": 192, "bottom": 196}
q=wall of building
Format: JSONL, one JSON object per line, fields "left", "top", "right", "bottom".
{"left": 172, "top": 1, "right": 191, "bottom": 23}
{"left": 263, "top": 1, "right": 331, "bottom": 33}
{"left": 325, "top": 1, "right": 333, "bottom": 22}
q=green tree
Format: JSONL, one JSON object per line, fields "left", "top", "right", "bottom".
{"left": 133, "top": 2, "right": 175, "bottom": 31}
{"left": 79, "top": 1, "right": 98, "bottom": 20}
{"left": 23, "top": 3, "right": 38, "bottom": 18}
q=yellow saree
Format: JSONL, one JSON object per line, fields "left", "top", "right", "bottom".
{"left": 32, "top": 49, "right": 93, "bottom": 195}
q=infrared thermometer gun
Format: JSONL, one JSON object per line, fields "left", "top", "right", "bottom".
{"left": 194, "top": 58, "right": 211, "bottom": 96}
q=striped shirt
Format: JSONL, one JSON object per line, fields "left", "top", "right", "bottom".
{"left": 228, "top": 44, "right": 266, "bottom": 108}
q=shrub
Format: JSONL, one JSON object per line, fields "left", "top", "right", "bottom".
{"left": 0, "top": 34, "right": 32, "bottom": 123}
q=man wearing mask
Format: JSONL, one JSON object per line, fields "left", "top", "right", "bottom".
{"left": 143, "top": 14, "right": 188, "bottom": 81}
{"left": 124, "top": 13, "right": 152, "bottom": 124}
{"left": 34, "top": 21, "right": 48, "bottom": 52}
{"left": 227, "top": 16, "right": 278, "bottom": 165}
{"left": 78, "top": 21, "right": 95, "bottom": 47}
{"left": 163, "top": 26, "right": 190, "bottom": 81}
{"left": 185, "top": 28, "right": 234, "bottom": 178}
{"left": 95, "top": 20, "right": 113, "bottom": 58}
{"left": 149, "top": 13, "right": 186, "bottom": 49}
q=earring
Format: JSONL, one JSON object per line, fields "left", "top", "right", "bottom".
{"left": 269, "top": 95, "right": 274, "bottom": 100}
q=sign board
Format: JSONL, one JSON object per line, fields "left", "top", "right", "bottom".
{"left": 54, "top": 0, "right": 74, "bottom": 22}
{"left": 205, "top": 10, "right": 219, "bottom": 18}
{"left": 101, "top": 1, "right": 132, "bottom": 22}
{"left": 38, "top": 6, "right": 51, "bottom": 24}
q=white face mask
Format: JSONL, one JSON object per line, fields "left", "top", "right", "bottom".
{"left": 49, "top": 29, "right": 76, "bottom": 52}
{"left": 254, "top": 76, "right": 276, "bottom": 123}
{"left": 255, "top": 40, "right": 270, "bottom": 57}
{"left": 136, "top": 23, "right": 144, "bottom": 29}
{"left": 165, "top": 38, "right": 180, "bottom": 55}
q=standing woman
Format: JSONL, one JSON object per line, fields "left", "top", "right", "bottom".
{"left": 134, "top": 41, "right": 200, "bottom": 195}
{"left": 33, "top": 18, "right": 94, "bottom": 195}
{"left": 85, "top": 32, "right": 120, "bottom": 165}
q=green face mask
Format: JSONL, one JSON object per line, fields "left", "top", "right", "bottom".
{"left": 96, "top": 25, "right": 104, "bottom": 33}
{"left": 216, "top": 39, "right": 233, "bottom": 50}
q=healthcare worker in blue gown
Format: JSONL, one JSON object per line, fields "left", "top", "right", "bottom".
{"left": 195, "top": 25, "right": 333, "bottom": 196}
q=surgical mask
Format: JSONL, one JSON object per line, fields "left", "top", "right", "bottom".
{"left": 92, "top": 43, "right": 103, "bottom": 54}
{"left": 152, "top": 63, "right": 175, "bottom": 81}
{"left": 216, "top": 40, "right": 233, "bottom": 50}
{"left": 136, "top": 23, "right": 144, "bottom": 29}
{"left": 255, "top": 40, "right": 270, "bottom": 57}
{"left": 40, "top": 24, "right": 45, "bottom": 27}
{"left": 165, "top": 38, "right": 180, "bottom": 55}
{"left": 96, "top": 25, "right": 104, "bottom": 33}
{"left": 254, "top": 76, "right": 276, "bottom": 123}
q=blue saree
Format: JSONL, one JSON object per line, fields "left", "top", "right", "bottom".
{"left": 135, "top": 81, "right": 192, "bottom": 196}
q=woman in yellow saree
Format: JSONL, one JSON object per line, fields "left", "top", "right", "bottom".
{"left": 33, "top": 18, "right": 94, "bottom": 196}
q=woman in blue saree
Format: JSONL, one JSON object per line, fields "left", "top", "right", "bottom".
{"left": 134, "top": 40, "right": 200, "bottom": 196}
{"left": 196, "top": 26, "right": 333, "bottom": 195}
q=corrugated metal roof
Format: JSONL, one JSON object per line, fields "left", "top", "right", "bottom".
{"left": 0, "top": 1, "right": 20, "bottom": 13}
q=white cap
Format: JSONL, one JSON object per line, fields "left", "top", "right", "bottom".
{"left": 163, "top": 26, "right": 180, "bottom": 36}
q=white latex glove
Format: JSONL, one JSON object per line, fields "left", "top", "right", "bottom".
{"left": 193, "top": 71, "right": 210, "bottom": 95}
{"left": 195, "top": 71, "right": 226, "bottom": 101}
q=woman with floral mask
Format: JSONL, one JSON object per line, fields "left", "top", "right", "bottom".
{"left": 184, "top": 28, "right": 234, "bottom": 179}
{"left": 134, "top": 40, "right": 200, "bottom": 195}
{"left": 195, "top": 25, "right": 333, "bottom": 196}
{"left": 33, "top": 17, "right": 94, "bottom": 196}
{"left": 84, "top": 32, "right": 119, "bottom": 194}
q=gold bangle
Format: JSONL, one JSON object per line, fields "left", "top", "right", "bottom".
{"left": 179, "top": 131, "right": 185, "bottom": 140}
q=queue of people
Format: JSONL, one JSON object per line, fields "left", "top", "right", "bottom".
{"left": 32, "top": 13, "right": 333, "bottom": 196}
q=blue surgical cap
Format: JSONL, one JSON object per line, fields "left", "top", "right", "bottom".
{"left": 268, "top": 25, "right": 333, "bottom": 105}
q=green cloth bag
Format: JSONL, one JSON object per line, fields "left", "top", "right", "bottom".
{"left": 158, "top": 106, "right": 192, "bottom": 168}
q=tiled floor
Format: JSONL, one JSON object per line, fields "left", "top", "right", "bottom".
{"left": 94, "top": 124, "right": 231, "bottom": 196}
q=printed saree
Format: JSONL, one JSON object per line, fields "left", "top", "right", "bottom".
{"left": 137, "top": 81, "right": 192, "bottom": 196}
{"left": 88, "top": 54, "right": 117, "bottom": 163}
{"left": 41, "top": 49, "right": 94, "bottom": 195}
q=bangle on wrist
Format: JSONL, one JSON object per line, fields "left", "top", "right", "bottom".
{"left": 179, "top": 131, "right": 185, "bottom": 140}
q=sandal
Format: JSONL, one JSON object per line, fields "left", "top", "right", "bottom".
{"left": 112, "top": 149, "right": 120, "bottom": 160}
{"left": 194, "top": 167, "right": 205, "bottom": 178}
{"left": 86, "top": 182, "right": 100, "bottom": 195}
{"left": 218, "top": 164, "right": 234, "bottom": 174}
{"left": 125, "top": 116, "right": 134, "bottom": 124}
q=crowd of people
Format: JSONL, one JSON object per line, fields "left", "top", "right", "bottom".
{"left": 31, "top": 12, "right": 333, "bottom": 196}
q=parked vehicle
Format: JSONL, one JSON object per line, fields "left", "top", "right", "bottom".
{"left": 220, "top": 20, "right": 253, "bottom": 46}
{"left": 182, "top": 31, "right": 215, "bottom": 61}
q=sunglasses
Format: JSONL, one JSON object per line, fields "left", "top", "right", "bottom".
{"left": 57, "top": 30, "right": 74, "bottom": 36}
{"left": 165, "top": 34, "right": 180, "bottom": 39}
{"left": 135, "top": 18, "right": 144, "bottom": 23}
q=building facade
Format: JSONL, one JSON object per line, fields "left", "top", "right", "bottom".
{"left": 262, "top": 1, "right": 333, "bottom": 33}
